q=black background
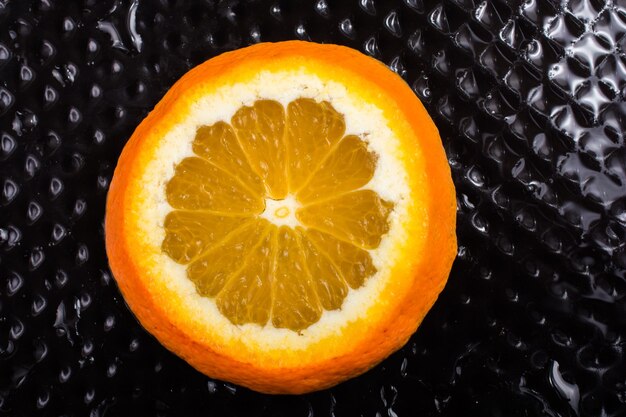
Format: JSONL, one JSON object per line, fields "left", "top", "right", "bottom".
{"left": 1, "top": 0, "right": 626, "bottom": 416}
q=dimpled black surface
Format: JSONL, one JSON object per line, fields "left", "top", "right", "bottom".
{"left": 1, "top": 0, "right": 626, "bottom": 415}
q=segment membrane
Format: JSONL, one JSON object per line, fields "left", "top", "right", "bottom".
{"left": 296, "top": 190, "right": 394, "bottom": 249}
{"left": 271, "top": 226, "right": 323, "bottom": 331}
{"left": 193, "top": 122, "right": 265, "bottom": 197}
{"left": 216, "top": 223, "right": 274, "bottom": 326}
{"left": 187, "top": 220, "right": 269, "bottom": 297}
{"left": 286, "top": 98, "right": 346, "bottom": 192}
{"left": 296, "top": 135, "right": 377, "bottom": 204}
{"left": 297, "top": 228, "right": 349, "bottom": 310}
{"left": 165, "top": 157, "right": 264, "bottom": 213}
{"left": 304, "top": 228, "right": 377, "bottom": 289}
{"left": 162, "top": 211, "right": 252, "bottom": 263}
{"left": 231, "top": 100, "right": 288, "bottom": 199}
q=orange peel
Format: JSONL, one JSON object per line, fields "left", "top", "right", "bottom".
{"left": 105, "top": 41, "right": 456, "bottom": 394}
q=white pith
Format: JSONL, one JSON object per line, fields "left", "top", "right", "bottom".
{"left": 131, "top": 70, "right": 423, "bottom": 351}
{"left": 260, "top": 195, "right": 300, "bottom": 227}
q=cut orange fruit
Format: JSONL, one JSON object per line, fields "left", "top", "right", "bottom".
{"left": 105, "top": 41, "right": 456, "bottom": 394}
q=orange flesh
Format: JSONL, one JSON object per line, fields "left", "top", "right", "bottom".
{"left": 162, "top": 99, "right": 393, "bottom": 331}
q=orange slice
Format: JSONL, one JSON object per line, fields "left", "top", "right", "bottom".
{"left": 105, "top": 41, "right": 456, "bottom": 394}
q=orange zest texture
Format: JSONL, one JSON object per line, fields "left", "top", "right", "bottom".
{"left": 105, "top": 41, "right": 457, "bottom": 394}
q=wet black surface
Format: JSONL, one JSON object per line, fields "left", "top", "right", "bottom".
{"left": 1, "top": 0, "right": 626, "bottom": 416}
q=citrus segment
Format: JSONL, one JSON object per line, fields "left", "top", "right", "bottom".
{"left": 162, "top": 211, "right": 252, "bottom": 263}
{"left": 192, "top": 122, "right": 265, "bottom": 197}
{"left": 165, "top": 157, "right": 264, "bottom": 212}
{"left": 186, "top": 220, "right": 268, "bottom": 297}
{"left": 231, "top": 100, "right": 288, "bottom": 199}
{"left": 296, "top": 189, "right": 394, "bottom": 249}
{"left": 297, "top": 229, "right": 349, "bottom": 310}
{"left": 296, "top": 135, "right": 377, "bottom": 203}
{"left": 215, "top": 222, "right": 274, "bottom": 326}
{"left": 271, "top": 226, "right": 323, "bottom": 331}
{"left": 304, "top": 228, "right": 376, "bottom": 289}
{"left": 286, "top": 98, "right": 346, "bottom": 192}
